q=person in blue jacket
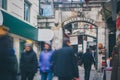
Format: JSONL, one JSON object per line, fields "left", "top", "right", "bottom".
{"left": 39, "top": 41, "right": 54, "bottom": 80}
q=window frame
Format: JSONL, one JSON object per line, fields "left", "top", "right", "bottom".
{"left": 0, "top": 0, "right": 7, "bottom": 10}
{"left": 24, "top": 1, "right": 31, "bottom": 22}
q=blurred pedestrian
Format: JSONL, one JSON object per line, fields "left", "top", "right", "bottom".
{"left": 20, "top": 43, "right": 38, "bottom": 80}
{"left": 39, "top": 41, "right": 54, "bottom": 80}
{"left": 51, "top": 39, "right": 79, "bottom": 80}
{"left": 76, "top": 50, "right": 83, "bottom": 66}
{"left": 111, "top": 46, "right": 119, "bottom": 80}
{"left": 0, "top": 26, "right": 18, "bottom": 80}
{"left": 82, "top": 48, "right": 95, "bottom": 80}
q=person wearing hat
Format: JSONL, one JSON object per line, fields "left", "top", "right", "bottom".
{"left": 0, "top": 26, "right": 18, "bottom": 80}
{"left": 20, "top": 43, "right": 38, "bottom": 80}
{"left": 39, "top": 41, "right": 54, "bottom": 80}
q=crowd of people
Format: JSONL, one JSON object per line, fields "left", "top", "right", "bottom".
{"left": 0, "top": 26, "right": 96, "bottom": 80}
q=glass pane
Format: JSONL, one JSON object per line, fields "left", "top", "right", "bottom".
{"left": 24, "top": 2, "right": 30, "bottom": 21}
{"left": 0, "top": 0, "right": 2, "bottom": 8}
{"left": 42, "top": 5, "right": 53, "bottom": 17}
{"left": 20, "top": 39, "right": 25, "bottom": 53}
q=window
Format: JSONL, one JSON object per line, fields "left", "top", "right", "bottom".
{"left": 20, "top": 39, "right": 26, "bottom": 53}
{"left": 0, "top": 0, "right": 7, "bottom": 10}
{"left": 24, "top": 1, "right": 31, "bottom": 22}
{"left": 40, "top": 4, "right": 54, "bottom": 17}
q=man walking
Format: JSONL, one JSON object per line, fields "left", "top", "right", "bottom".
{"left": 82, "top": 48, "right": 95, "bottom": 80}
{"left": 51, "top": 39, "right": 79, "bottom": 80}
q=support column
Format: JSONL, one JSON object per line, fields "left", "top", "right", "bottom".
{"left": 13, "top": 37, "right": 20, "bottom": 71}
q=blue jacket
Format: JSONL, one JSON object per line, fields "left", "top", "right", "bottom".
{"left": 39, "top": 50, "right": 54, "bottom": 72}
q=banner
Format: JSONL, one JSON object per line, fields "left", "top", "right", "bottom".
{"left": 116, "top": 17, "right": 120, "bottom": 30}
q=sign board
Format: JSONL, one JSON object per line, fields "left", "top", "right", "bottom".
{"left": 78, "top": 44, "right": 83, "bottom": 52}
{"left": 38, "top": 29, "right": 54, "bottom": 41}
{"left": 0, "top": 10, "right": 3, "bottom": 25}
{"left": 63, "top": 17, "right": 95, "bottom": 26}
{"left": 70, "top": 36, "right": 78, "bottom": 45}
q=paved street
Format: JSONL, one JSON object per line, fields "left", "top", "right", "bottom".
{"left": 34, "top": 66, "right": 103, "bottom": 80}
{"left": 18, "top": 65, "right": 112, "bottom": 80}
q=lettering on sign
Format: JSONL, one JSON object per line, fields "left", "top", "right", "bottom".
{"left": 63, "top": 17, "right": 95, "bottom": 26}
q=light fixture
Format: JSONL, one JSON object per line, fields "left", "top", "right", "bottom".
{"left": 54, "top": 21, "right": 59, "bottom": 27}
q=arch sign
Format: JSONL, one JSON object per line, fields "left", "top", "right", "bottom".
{"left": 63, "top": 17, "right": 96, "bottom": 27}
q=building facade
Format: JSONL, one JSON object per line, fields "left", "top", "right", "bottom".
{"left": 38, "top": 1, "right": 107, "bottom": 49}
{"left": 0, "top": 0, "right": 39, "bottom": 68}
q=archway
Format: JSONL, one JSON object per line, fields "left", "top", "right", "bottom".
{"left": 62, "top": 16, "right": 98, "bottom": 66}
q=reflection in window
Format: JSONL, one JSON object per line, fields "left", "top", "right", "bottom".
{"left": 24, "top": 1, "right": 30, "bottom": 22}
{"left": 42, "top": 4, "right": 54, "bottom": 17}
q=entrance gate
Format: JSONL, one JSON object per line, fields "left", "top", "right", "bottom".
{"left": 62, "top": 16, "right": 98, "bottom": 66}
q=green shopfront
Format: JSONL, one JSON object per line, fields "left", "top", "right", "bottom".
{"left": 1, "top": 9, "right": 38, "bottom": 68}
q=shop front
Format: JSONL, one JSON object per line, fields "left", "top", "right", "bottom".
{"left": 0, "top": 9, "right": 38, "bottom": 69}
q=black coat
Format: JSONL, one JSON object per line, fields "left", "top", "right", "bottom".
{"left": 111, "top": 54, "right": 119, "bottom": 80}
{"left": 0, "top": 35, "right": 18, "bottom": 80}
{"left": 51, "top": 46, "right": 79, "bottom": 78}
{"left": 82, "top": 52, "right": 95, "bottom": 68}
{"left": 20, "top": 50, "right": 38, "bottom": 73}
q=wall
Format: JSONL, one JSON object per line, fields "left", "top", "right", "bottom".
{"left": 7, "top": 0, "right": 24, "bottom": 19}
{"left": 28, "top": 0, "right": 39, "bottom": 26}
{"left": 7, "top": 0, "right": 39, "bottom": 26}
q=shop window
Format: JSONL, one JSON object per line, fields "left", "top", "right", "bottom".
{"left": 20, "top": 39, "right": 26, "bottom": 53}
{"left": 24, "top": 1, "right": 31, "bottom": 22}
{"left": 0, "top": 0, "right": 7, "bottom": 10}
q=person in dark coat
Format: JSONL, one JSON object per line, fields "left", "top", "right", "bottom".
{"left": 111, "top": 46, "right": 119, "bottom": 80}
{"left": 75, "top": 50, "right": 83, "bottom": 66}
{"left": 0, "top": 26, "right": 18, "bottom": 80}
{"left": 20, "top": 43, "right": 38, "bottom": 80}
{"left": 51, "top": 40, "right": 79, "bottom": 80}
{"left": 82, "top": 48, "right": 95, "bottom": 80}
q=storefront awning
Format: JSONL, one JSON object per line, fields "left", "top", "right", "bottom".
{"left": 0, "top": 9, "right": 38, "bottom": 41}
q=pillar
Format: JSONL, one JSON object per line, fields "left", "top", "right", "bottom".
{"left": 13, "top": 37, "right": 20, "bottom": 71}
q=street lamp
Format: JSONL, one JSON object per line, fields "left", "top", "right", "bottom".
{"left": 54, "top": 21, "right": 59, "bottom": 27}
